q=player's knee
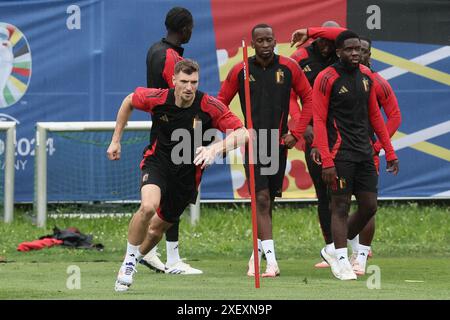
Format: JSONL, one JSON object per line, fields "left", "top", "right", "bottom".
{"left": 256, "top": 192, "right": 270, "bottom": 212}
{"left": 334, "top": 199, "right": 350, "bottom": 216}
{"left": 139, "top": 203, "right": 158, "bottom": 220}
{"left": 147, "top": 224, "right": 164, "bottom": 241}
{"left": 363, "top": 200, "right": 377, "bottom": 217}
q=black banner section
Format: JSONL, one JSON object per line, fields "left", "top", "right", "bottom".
{"left": 347, "top": 0, "right": 450, "bottom": 45}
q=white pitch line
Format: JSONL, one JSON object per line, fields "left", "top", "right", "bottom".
{"left": 379, "top": 120, "right": 450, "bottom": 155}
{"left": 378, "top": 46, "right": 450, "bottom": 80}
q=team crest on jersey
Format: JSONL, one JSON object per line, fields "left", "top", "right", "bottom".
{"left": 303, "top": 65, "right": 312, "bottom": 72}
{"left": 192, "top": 114, "right": 201, "bottom": 129}
{"left": 362, "top": 78, "right": 370, "bottom": 92}
{"left": 142, "top": 174, "right": 149, "bottom": 182}
{"left": 275, "top": 69, "right": 284, "bottom": 84}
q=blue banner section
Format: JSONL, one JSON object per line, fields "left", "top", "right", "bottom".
{"left": 0, "top": 0, "right": 449, "bottom": 201}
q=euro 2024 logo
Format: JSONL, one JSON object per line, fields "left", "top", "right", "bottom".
{"left": 0, "top": 23, "right": 31, "bottom": 109}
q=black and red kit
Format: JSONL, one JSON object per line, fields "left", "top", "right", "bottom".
{"left": 146, "top": 38, "right": 184, "bottom": 89}
{"left": 132, "top": 87, "right": 243, "bottom": 222}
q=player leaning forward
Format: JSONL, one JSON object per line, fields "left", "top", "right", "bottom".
{"left": 108, "top": 59, "right": 249, "bottom": 291}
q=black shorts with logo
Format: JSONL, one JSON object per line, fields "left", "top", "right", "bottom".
{"left": 140, "top": 157, "right": 201, "bottom": 223}
{"left": 331, "top": 159, "right": 378, "bottom": 196}
{"left": 243, "top": 147, "right": 288, "bottom": 198}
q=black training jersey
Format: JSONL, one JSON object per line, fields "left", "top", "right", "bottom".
{"left": 131, "top": 87, "right": 243, "bottom": 170}
{"left": 313, "top": 62, "right": 397, "bottom": 168}
{"left": 218, "top": 54, "right": 313, "bottom": 150}
{"left": 146, "top": 38, "right": 184, "bottom": 89}
{"left": 291, "top": 42, "right": 338, "bottom": 87}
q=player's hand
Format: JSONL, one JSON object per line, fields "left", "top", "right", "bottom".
{"left": 194, "top": 146, "right": 216, "bottom": 169}
{"left": 386, "top": 159, "right": 399, "bottom": 175}
{"left": 290, "top": 28, "right": 308, "bottom": 48}
{"left": 322, "top": 167, "right": 337, "bottom": 187}
{"left": 303, "top": 125, "right": 314, "bottom": 145}
{"left": 282, "top": 133, "right": 297, "bottom": 149}
{"left": 107, "top": 141, "right": 121, "bottom": 160}
{"left": 310, "top": 147, "right": 321, "bottom": 165}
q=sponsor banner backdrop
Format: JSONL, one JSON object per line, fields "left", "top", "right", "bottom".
{"left": 0, "top": 0, "right": 448, "bottom": 201}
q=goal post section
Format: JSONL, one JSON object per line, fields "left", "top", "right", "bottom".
{"left": 34, "top": 121, "right": 152, "bottom": 228}
{"left": 0, "top": 122, "right": 16, "bottom": 223}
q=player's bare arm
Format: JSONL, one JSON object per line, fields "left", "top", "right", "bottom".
{"left": 107, "top": 93, "right": 134, "bottom": 161}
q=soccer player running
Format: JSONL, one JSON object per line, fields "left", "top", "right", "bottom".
{"left": 312, "top": 31, "right": 399, "bottom": 280}
{"left": 141, "top": 7, "right": 203, "bottom": 275}
{"left": 218, "top": 24, "right": 314, "bottom": 277}
{"left": 108, "top": 59, "right": 249, "bottom": 291}
{"left": 289, "top": 21, "right": 342, "bottom": 269}
{"left": 293, "top": 27, "right": 402, "bottom": 274}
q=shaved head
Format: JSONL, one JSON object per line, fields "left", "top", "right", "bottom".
{"left": 322, "top": 20, "right": 340, "bottom": 27}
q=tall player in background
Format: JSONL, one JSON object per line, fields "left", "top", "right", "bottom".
{"left": 141, "top": 7, "right": 203, "bottom": 275}
{"left": 218, "top": 24, "right": 314, "bottom": 278}
{"left": 292, "top": 27, "right": 402, "bottom": 275}
{"left": 351, "top": 36, "right": 401, "bottom": 275}
{"left": 289, "top": 21, "right": 342, "bottom": 269}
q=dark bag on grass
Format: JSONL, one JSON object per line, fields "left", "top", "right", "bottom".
{"left": 42, "top": 227, "right": 104, "bottom": 251}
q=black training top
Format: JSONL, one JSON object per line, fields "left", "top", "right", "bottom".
{"left": 146, "top": 38, "right": 184, "bottom": 89}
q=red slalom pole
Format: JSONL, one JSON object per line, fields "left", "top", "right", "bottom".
{"left": 242, "top": 39, "right": 260, "bottom": 288}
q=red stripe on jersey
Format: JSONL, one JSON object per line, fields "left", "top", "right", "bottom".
{"left": 290, "top": 47, "right": 309, "bottom": 63}
{"left": 206, "top": 96, "right": 224, "bottom": 112}
{"left": 146, "top": 91, "right": 165, "bottom": 98}
{"left": 374, "top": 75, "right": 389, "bottom": 99}
{"left": 330, "top": 120, "right": 342, "bottom": 159}
{"left": 279, "top": 111, "right": 285, "bottom": 145}
{"left": 140, "top": 139, "right": 158, "bottom": 169}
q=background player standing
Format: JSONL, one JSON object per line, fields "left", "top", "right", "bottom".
{"left": 218, "top": 24, "right": 314, "bottom": 277}
{"left": 312, "top": 31, "right": 399, "bottom": 280}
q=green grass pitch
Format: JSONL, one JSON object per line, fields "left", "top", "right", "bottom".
{"left": 0, "top": 203, "right": 449, "bottom": 299}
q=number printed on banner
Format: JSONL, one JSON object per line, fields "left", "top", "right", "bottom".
{"left": 0, "top": 137, "right": 56, "bottom": 157}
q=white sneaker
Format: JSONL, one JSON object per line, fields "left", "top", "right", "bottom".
{"left": 262, "top": 263, "right": 280, "bottom": 278}
{"left": 352, "top": 260, "right": 366, "bottom": 276}
{"left": 338, "top": 259, "right": 357, "bottom": 280}
{"left": 114, "top": 262, "right": 137, "bottom": 292}
{"left": 314, "top": 260, "right": 330, "bottom": 268}
{"left": 320, "top": 247, "right": 341, "bottom": 280}
{"left": 139, "top": 250, "right": 165, "bottom": 273}
{"left": 247, "top": 255, "right": 260, "bottom": 277}
{"left": 165, "top": 260, "right": 203, "bottom": 275}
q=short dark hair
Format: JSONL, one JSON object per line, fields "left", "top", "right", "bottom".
{"left": 335, "top": 30, "right": 360, "bottom": 48}
{"left": 165, "top": 7, "right": 193, "bottom": 33}
{"left": 359, "top": 36, "right": 372, "bottom": 49}
{"left": 251, "top": 23, "right": 273, "bottom": 38}
{"left": 174, "top": 59, "right": 199, "bottom": 75}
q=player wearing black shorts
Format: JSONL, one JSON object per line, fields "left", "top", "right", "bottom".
{"left": 292, "top": 27, "right": 402, "bottom": 273}
{"left": 142, "top": 7, "right": 202, "bottom": 275}
{"left": 108, "top": 59, "right": 248, "bottom": 291}
{"left": 312, "top": 31, "right": 399, "bottom": 280}
{"left": 289, "top": 21, "right": 341, "bottom": 268}
{"left": 218, "top": 24, "right": 314, "bottom": 277}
